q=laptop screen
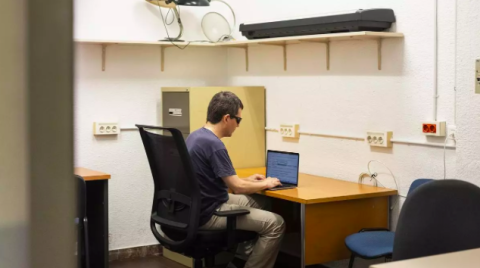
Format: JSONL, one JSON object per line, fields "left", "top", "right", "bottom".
{"left": 266, "top": 151, "right": 300, "bottom": 185}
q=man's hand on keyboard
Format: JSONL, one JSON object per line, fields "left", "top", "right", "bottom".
{"left": 265, "top": 177, "right": 282, "bottom": 189}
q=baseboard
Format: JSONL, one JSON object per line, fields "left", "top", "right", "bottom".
{"left": 109, "top": 244, "right": 163, "bottom": 262}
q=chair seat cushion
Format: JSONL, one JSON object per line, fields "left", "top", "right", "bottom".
{"left": 345, "top": 231, "right": 395, "bottom": 258}
{"left": 196, "top": 229, "right": 257, "bottom": 246}
{"left": 163, "top": 226, "right": 257, "bottom": 247}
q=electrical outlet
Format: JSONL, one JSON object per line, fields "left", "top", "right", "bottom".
{"left": 447, "top": 125, "right": 456, "bottom": 137}
{"left": 93, "top": 122, "right": 119, "bottom": 135}
{"left": 279, "top": 124, "right": 299, "bottom": 138}
{"left": 422, "top": 121, "right": 446, "bottom": 136}
{"left": 366, "top": 131, "right": 393, "bottom": 147}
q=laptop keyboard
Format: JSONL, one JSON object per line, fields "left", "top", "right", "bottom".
{"left": 272, "top": 183, "right": 295, "bottom": 189}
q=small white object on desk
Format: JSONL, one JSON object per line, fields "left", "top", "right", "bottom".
{"left": 370, "top": 248, "right": 480, "bottom": 268}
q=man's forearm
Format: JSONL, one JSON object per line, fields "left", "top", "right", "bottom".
{"left": 231, "top": 180, "right": 267, "bottom": 195}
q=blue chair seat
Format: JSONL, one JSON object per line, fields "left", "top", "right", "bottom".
{"left": 345, "top": 231, "right": 395, "bottom": 258}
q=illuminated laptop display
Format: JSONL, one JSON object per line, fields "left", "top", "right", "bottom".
{"left": 266, "top": 150, "right": 299, "bottom": 186}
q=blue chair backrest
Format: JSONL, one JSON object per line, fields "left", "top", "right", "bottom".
{"left": 393, "top": 179, "right": 480, "bottom": 261}
{"left": 408, "top": 179, "right": 433, "bottom": 195}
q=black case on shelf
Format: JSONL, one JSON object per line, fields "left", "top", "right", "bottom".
{"left": 239, "top": 9, "right": 396, "bottom": 40}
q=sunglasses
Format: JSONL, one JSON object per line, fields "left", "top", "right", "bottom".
{"left": 229, "top": 115, "right": 242, "bottom": 125}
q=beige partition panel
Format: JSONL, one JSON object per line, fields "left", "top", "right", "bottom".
{"left": 163, "top": 249, "right": 193, "bottom": 267}
{"left": 189, "top": 87, "right": 266, "bottom": 169}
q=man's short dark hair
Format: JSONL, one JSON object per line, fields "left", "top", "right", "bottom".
{"left": 207, "top": 91, "right": 244, "bottom": 124}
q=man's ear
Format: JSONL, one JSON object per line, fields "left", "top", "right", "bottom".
{"left": 222, "top": 114, "right": 230, "bottom": 123}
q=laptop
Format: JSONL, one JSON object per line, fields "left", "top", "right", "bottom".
{"left": 266, "top": 150, "right": 300, "bottom": 191}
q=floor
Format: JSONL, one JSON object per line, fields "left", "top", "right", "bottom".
{"left": 110, "top": 256, "right": 187, "bottom": 268}
{"left": 109, "top": 254, "right": 329, "bottom": 268}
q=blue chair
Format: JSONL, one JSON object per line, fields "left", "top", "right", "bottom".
{"left": 393, "top": 179, "right": 480, "bottom": 261}
{"left": 344, "top": 179, "right": 433, "bottom": 268}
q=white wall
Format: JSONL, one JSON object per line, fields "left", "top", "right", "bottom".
{"left": 226, "top": 0, "right": 457, "bottom": 226}
{"left": 74, "top": 1, "right": 472, "bottom": 263}
{"left": 456, "top": 0, "right": 480, "bottom": 186}
{"left": 74, "top": 0, "right": 234, "bottom": 41}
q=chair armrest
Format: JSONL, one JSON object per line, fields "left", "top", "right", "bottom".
{"left": 213, "top": 209, "right": 250, "bottom": 250}
{"left": 359, "top": 228, "right": 390, "bottom": 232}
{"left": 213, "top": 209, "right": 250, "bottom": 217}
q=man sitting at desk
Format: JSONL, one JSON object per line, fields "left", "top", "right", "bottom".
{"left": 186, "top": 91, "right": 285, "bottom": 268}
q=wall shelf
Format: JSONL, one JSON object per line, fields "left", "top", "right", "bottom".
{"left": 75, "top": 31, "right": 404, "bottom": 72}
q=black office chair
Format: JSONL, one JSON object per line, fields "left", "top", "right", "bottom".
{"left": 137, "top": 125, "right": 257, "bottom": 268}
{"left": 345, "top": 179, "right": 433, "bottom": 268}
{"left": 393, "top": 179, "right": 480, "bottom": 261}
{"left": 76, "top": 175, "right": 90, "bottom": 268}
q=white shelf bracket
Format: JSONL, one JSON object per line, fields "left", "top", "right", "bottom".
{"left": 101, "top": 44, "right": 107, "bottom": 71}
{"left": 377, "top": 38, "right": 383, "bottom": 70}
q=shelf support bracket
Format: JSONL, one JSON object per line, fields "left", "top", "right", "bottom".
{"left": 161, "top": 45, "right": 165, "bottom": 72}
{"left": 326, "top": 41, "right": 330, "bottom": 70}
{"left": 258, "top": 42, "right": 287, "bottom": 71}
{"left": 227, "top": 45, "right": 249, "bottom": 71}
{"left": 377, "top": 38, "right": 383, "bottom": 70}
{"left": 299, "top": 40, "right": 330, "bottom": 70}
{"left": 245, "top": 46, "right": 249, "bottom": 72}
{"left": 101, "top": 44, "right": 107, "bottom": 71}
{"left": 160, "top": 45, "right": 174, "bottom": 72}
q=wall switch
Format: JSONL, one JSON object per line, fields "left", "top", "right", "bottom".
{"left": 279, "top": 124, "right": 299, "bottom": 138}
{"left": 366, "top": 131, "right": 393, "bottom": 147}
{"left": 93, "top": 122, "right": 119, "bottom": 135}
{"left": 422, "top": 121, "right": 446, "bottom": 136}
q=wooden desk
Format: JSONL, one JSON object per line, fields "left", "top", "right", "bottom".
{"left": 75, "top": 167, "right": 111, "bottom": 181}
{"left": 370, "top": 248, "right": 480, "bottom": 268}
{"left": 237, "top": 167, "right": 398, "bottom": 267}
{"left": 75, "top": 167, "right": 110, "bottom": 268}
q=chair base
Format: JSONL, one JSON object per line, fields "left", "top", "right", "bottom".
{"left": 193, "top": 256, "right": 217, "bottom": 268}
{"left": 193, "top": 258, "right": 203, "bottom": 268}
{"left": 349, "top": 254, "right": 355, "bottom": 268}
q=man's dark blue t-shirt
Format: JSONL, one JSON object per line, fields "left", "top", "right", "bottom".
{"left": 185, "top": 127, "right": 236, "bottom": 226}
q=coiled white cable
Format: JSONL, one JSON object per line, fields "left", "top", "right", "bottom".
{"left": 358, "top": 160, "right": 403, "bottom": 210}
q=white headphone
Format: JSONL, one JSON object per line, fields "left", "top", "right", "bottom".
{"left": 201, "top": 0, "right": 236, "bottom": 42}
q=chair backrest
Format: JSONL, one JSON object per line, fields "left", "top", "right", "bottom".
{"left": 137, "top": 125, "right": 201, "bottom": 252}
{"left": 393, "top": 179, "right": 480, "bottom": 261}
{"left": 407, "top": 178, "right": 433, "bottom": 195}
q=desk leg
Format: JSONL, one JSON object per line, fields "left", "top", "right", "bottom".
{"left": 86, "top": 180, "right": 109, "bottom": 268}
{"left": 300, "top": 203, "right": 305, "bottom": 268}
